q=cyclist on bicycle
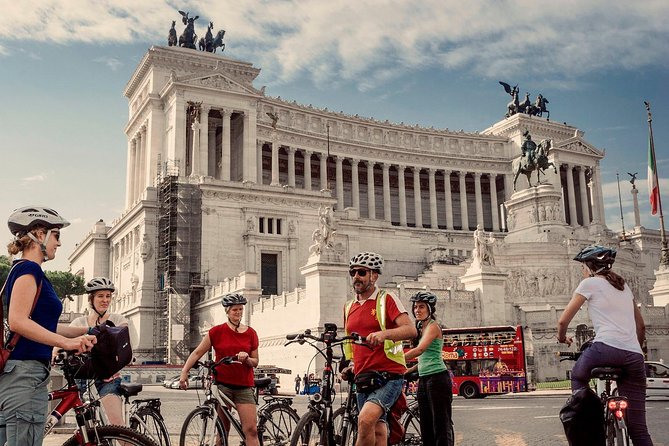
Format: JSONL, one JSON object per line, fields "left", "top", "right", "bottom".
{"left": 69, "top": 277, "right": 128, "bottom": 426}
{"left": 342, "top": 252, "right": 416, "bottom": 446}
{"left": 557, "top": 245, "right": 654, "bottom": 445}
{"left": 179, "top": 293, "right": 260, "bottom": 446}
{"left": 0, "top": 206, "right": 96, "bottom": 446}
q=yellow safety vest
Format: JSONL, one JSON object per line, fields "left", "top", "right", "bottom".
{"left": 343, "top": 290, "right": 406, "bottom": 366}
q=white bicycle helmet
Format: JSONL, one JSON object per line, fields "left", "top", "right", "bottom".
{"left": 221, "top": 293, "right": 247, "bottom": 307}
{"left": 85, "top": 277, "right": 116, "bottom": 293}
{"left": 349, "top": 252, "right": 384, "bottom": 274}
{"left": 7, "top": 205, "right": 70, "bottom": 236}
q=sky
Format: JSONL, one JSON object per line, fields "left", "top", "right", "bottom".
{"left": 1, "top": 0, "right": 668, "bottom": 272}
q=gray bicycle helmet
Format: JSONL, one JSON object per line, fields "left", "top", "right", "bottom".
{"left": 85, "top": 277, "right": 116, "bottom": 293}
{"left": 573, "top": 245, "right": 616, "bottom": 273}
{"left": 410, "top": 291, "right": 438, "bottom": 316}
{"left": 8, "top": 205, "right": 70, "bottom": 236}
{"left": 221, "top": 293, "right": 247, "bottom": 307}
{"left": 349, "top": 252, "right": 384, "bottom": 274}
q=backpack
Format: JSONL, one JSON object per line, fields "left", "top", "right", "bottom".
{"left": 72, "top": 324, "right": 133, "bottom": 380}
{"left": 559, "top": 387, "right": 605, "bottom": 446}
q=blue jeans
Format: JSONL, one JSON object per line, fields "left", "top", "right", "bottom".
{"left": 0, "top": 360, "right": 50, "bottom": 446}
{"left": 356, "top": 378, "right": 403, "bottom": 422}
{"left": 417, "top": 370, "right": 454, "bottom": 446}
{"left": 571, "top": 342, "right": 653, "bottom": 446}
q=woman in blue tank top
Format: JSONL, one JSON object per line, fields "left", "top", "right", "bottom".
{"left": 0, "top": 206, "right": 96, "bottom": 446}
{"left": 405, "top": 291, "right": 454, "bottom": 446}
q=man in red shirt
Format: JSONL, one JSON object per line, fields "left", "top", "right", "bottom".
{"left": 343, "top": 252, "right": 416, "bottom": 446}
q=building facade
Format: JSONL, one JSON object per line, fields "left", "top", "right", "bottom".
{"left": 68, "top": 46, "right": 668, "bottom": 383}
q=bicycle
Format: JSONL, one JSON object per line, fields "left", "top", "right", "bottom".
{"left": 45, "top": 350, "right": 160, "bottom": 446}
{"left": 287, "top": 323, "right": 369, "bottom": 446}
{"left": 558, "top": 346, "right": 631, "bottom": 446}
{"left": 179, "top": 356, "right": 300, "bottom": 446}
{"left": 78, "top": 378, "right": 171, "bottom": 446}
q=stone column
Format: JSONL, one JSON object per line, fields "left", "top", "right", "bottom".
{"left": 594, "top": 162, "right": 606, "bottom": 224}
{"left": 200, "top": 106, "right": 210, "bottom": 177}
{"left": 413, "top": 167, "right": 422, "bottom": 228}
{"left": 444, "top": 170, "right": 454, "bottom": 230}
{"left": 367, "top": 161, "right": 376, "bottom": 219}
{"left": 287, "top": 146, "right": 296, "bottom": 187}
{"left": 489, "top": 174, "right": 500, "bottom": 231}
{"left": 256, "top": 141, "right": 264, "bottom": 184}
{"left": 243, "top": 109, "right": 258, "bottom": 183}
{"left": 134, "top": 131, "right": 142, "bottom": 202}
{"left": 172, "top": 97, "right": 187, "bottom": 166}
{"left": 429, "top": 168, "right": 438, "bottom": 229}
{"left": 632, "top": 186, "right": 641, "bottom": 227}
{"left": 351, "top": 159, "right": 360, "bottom": 213}
{"left": 504, "top": 174, "right": 514, "bottom": 201}
{"left": 398, "top": 165, "right": 407, "bottom": 226}
{"left": 383, "top": 163, "right": 392, "bottom": 222}
{"left": 126, "top": 138, "right": 136, "bottom": 208}
{"left": 319, "top": 153, "right": 328, "bottom": 190}
{"left": 190, "top": 117, "right": 201, "bottom": 177}
{"left": 578, "top": 166, "right": 590, "bottom": 225}
{"left": 303, "top": 150, "right": 312, "bottom": 191}
{"left": 565, "top": 164, "right": 578, "bottom": 227}
{"left": 459, "top": 171, "right": 469, "bottom": 230}
{"left": 270, "top": 138, "right": 280, "bottom": 186}
{"left": 221, "top": 109, "right": 232, "bottom": 181}
{"left": 336, "top": 156, "right": 344, "bottom": 210}
{"left": 208, "top": 122, "right": 217, "bottom": 178}
{"left": 474, "top": 172, "right": 484, "bottom": 228}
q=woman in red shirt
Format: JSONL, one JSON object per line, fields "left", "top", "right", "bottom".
{"left": 179, "top": 293, "right": 260, "bottom": 446}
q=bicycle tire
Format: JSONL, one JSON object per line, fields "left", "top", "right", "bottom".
{"left": 290, "top": 410, "right": 324, "bottom": 446}
{"left": 131, "top": 406, "right": 171, "bottom": 446}
{"left": 180, "top": 406, "right": 227, "bottom": 446}
{"left": 258, "top": 402, "right": 300, "bottom": 446}
{"left": 62, "top": 424, "right": 160, "bottom": 446}
{"left": 332, "top": 406, "right": 357, "bottom": 446}
{"left": 400, "top": 408, "right": 422, "bottom": 446}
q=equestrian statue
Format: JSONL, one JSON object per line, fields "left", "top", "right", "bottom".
{"left": 178, "top": 10, "right": 199, "bottom": 49}
{"left": 499, "top": 81, "right": 550, "bottom": 120}
{"left": 512, "top": 131, "right": 557, "bottom": 190}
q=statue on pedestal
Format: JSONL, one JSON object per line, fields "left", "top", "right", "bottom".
{"left": 499, "top": 81, "right": 549, "bottom": 119}
{"left": 178, "top": 11, "right": 199, "bottom": 49}
{"left": 309, "top": 206, "right": 336, "bottom": 256}
{"left": 512, "top": 131, "right": 556, "bottom": 190}
{"left": 168, "top": 21, "right": 177, "bottom": 46}
{"left": 473, "top": 225, "right": 495, "bottom": 267}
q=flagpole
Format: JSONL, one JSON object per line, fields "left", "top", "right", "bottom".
{"left": 645, "top": 101, "right": 668, "bottom": 266}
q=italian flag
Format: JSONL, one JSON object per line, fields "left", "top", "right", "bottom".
{"left": 648, "top": 133, "right": 659, "bottom": 215}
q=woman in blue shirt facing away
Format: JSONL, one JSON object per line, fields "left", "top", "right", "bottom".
{"left": 0, "top": 206, "right": 96, "bottom": 446}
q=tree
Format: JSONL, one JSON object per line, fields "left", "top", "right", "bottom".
{"left": 1, "top": 255, "right": 11, "bottom": 288}
{"left": 45, "top": 271, "right": 85, "bottom": 301}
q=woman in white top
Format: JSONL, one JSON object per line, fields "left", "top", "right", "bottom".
{"left": 558, "top": 245, "right": 653, "bottom": 446}
{"left": 69, "top": 277, "right": 128, "bottom": 426}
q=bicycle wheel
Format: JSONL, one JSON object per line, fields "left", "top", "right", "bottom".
{"left": 130, "top": 407, "right": 171, "bottom": 446}
{"left": 258, "top": 402, "right": 300, "bottom": 446}
{"left": 180, "top": 406, "right": 226, "bottom": 446}
{"left": 401, "top": 408, "right": 421, "bottom": 446}
{"left": 63, "top": 424, "right": 160, "bottom": 446}
{"left": 289, "top": 411, "right": 323, "bottom": 446}
{"left": 332, "top": 406, "right": 357, "bottom": 446}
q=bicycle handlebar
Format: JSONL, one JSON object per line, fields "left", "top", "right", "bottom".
{"left": 194, "top": 355, "right": 241, "bottom": 372}
{"left": 556, "top": 351, "right": 581, "bottom": 361}
{"left": 284, "top": 328, "right": 367, "bottom": 348}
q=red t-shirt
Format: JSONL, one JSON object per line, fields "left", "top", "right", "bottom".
{"left": 345, "top": 289, "right": 407, "bottom": 376}
{"left": 209, "top": 323, "right": 259, "bottom": 387}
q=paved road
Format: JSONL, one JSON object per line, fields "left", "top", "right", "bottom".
{"left": 43, "top": 387, "right": 669, "bottom": 445}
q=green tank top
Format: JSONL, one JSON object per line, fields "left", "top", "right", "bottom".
{"left": 417, "top": 320, "right": 447, "bottom": 377}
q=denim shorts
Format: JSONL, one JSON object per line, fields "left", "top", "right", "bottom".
{"left": 95, "top": 377, "right": 123, "bottom": 398}
{"left": 355, "top": 378, "right": 403, "bottom": 422}
{"left": 0, "top": 359, "right": 50, "bottom": 446}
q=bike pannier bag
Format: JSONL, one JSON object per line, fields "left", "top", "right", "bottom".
{"left": 73, "top": 325, "right": 132, "bottom": 380}
{"left": 559, "top": 387, "right": 605, "bottom": 446}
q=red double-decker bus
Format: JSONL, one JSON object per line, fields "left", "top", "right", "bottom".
{"left": 441, "top": 325, "right": 534, "bottom": 398}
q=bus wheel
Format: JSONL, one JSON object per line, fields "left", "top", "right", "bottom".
{"left": 461, "top": 382, "right": 479, "bottom": 399}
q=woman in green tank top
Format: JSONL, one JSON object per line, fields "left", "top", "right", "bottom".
{"left": 405, "top": 291, "right": 454, "bottom": 446}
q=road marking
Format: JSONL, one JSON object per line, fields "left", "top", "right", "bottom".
{"left": 535, "top": 415, "right": 560, "bottom": 418}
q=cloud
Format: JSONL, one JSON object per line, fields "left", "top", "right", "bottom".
{"left": 22, "top": 174, "right": 47, "bottom": 183}
{"left": 0, "top": 43, "right": 7, "bottom": 56}
{"left": 2, "top": 1, "right": 669, "bottom": 89}
{"left": 93, "top": 56, "right": 122, "bottom": 71}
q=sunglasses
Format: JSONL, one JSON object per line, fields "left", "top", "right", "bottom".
{"left": 349, "top": 269, "right": 370, "bottom": 277}
{"left": 51, "top": 231, "right": 61, "bottom": 241}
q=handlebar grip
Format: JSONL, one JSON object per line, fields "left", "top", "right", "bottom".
{"left": 557, "top": 351, "right": 579, "bottom": 359}
{"left": 286, "top": 334, "right": 298, "bottom": 341}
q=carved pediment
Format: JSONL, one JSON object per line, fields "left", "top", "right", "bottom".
{"left": 177, "top": 73, "right": 259, "bottom": 95}
{"left": 554, "top": 137, "right": 603, "bottom": 157}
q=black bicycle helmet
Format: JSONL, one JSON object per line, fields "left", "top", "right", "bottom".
{"left": 7, "top": 205, "right": 70, "bottom": 236}
{"left": 410, "top": 291, "right": 438, "bottom": 316}
{"left": 349, "top": 252, "right": 384, "bottom": 274}
{"left": 85, "top": 277, "right": 116, "bottom": 293}
{"left": 221, "top": 293, "right": 247, "bottom": 307}
{"left": 573, "top": 245, "right": 616, "bottom": 273}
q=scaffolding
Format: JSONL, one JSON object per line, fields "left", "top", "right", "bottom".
{"left": 154, "top": 160, "right": 203, "bottom": 363}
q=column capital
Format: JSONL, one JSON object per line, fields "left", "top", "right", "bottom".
{"left": 397, "top": 164, "right": 406, "bottom": 172}
{"left": 335, "top": 156, "right": 344, "bottom": 165}
{"left": 428, "top": 168, "right": 437, "bottom": 176}
{"left": 221, "top": 107, "right": 233, "bottom": 116}
{"left": 473, "top": 172, "right": 482, "bottom": 179}
{"left": 302, "top": 149, "right": 313, "bottom": 157}
{"left": 458, "top": 170, "right": 468, "bottom": 176}
{"left": 319, "top": 151, "right": 328, "bottom": 160}
{"left": 382, "top": 162, "right": 392, "bottom": 170}
{"left": 201, "top": 104, "right": 211, "bottom": 114}
{"left": 412, "top": 165, "right": 421, "bottom": 173}
{"left": 286, "top": 146, "right": 296, "bottom": 154}
{"left": 443, "top": 168, "right": 452, "bottom": 176}
{"left": 367, "top": 160, "right": 376, "bottom": 168}
{"left": 257, "top": 140, "right": 264, "bottom": 149}
{"left": 350, "top": 158, "right": 360, "bottom": 166}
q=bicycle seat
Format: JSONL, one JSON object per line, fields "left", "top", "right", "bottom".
{"left": 590, "top": 367, "right": 623, "bottom": 380}
{"left": 120, "top": 382, "right": 144, "bottom": 398}
{"left": 255, "top": 377, "right": 272, "bottom": 388}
